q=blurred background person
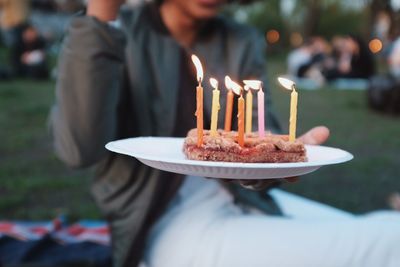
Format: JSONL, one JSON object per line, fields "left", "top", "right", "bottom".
{"left": 287, "top": 39, "right": 314, "bottom": 77}
{"left": 18, "top": 24, "right": 49, "bottom": 79}
{"left": 287, "top": 36, "right": 333, "bottom": 86}
{"left": 0, "top": 0, "right": 30, "bottom": 77}
{"left": 388, "top": 35, "right": 400, "bottom": 78}
{"left": 324, "top": 35, "right": 375, "bottom": 81}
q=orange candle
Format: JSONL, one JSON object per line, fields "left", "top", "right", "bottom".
{"left": 229, "top": 79, "right": 245, "bottom": 147}
{"left": 224, "top": 76, "right": 234, "bottom": 132}
{"left": 196, "top": 85, "right": 204, "bottom": 146}
{"left": 238, "top": 94, "right": 245, "bottom": 147}
{"left": 191, "top": 55, "right": 204, "bottom": 147}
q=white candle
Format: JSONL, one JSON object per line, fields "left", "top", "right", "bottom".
{"left": 209, "top": 78, "right": 220, "bottom": 137}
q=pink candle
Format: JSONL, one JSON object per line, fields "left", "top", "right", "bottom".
{"left": 258, "top": 88, "right": 265, "bottom": 138}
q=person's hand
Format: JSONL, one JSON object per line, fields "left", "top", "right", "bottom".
{"left": 237, "top": 126, "right": 330, "bottom": 191}
{"left": 297, "top": 126, "right": 330, "bottom": 145}
{"left": 87, "top": 0, "right": 125, "bottom": 22}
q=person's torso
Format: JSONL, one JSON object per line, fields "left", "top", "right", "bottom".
{"left": 117, "top": 3, "right": 259, "bottom": 138}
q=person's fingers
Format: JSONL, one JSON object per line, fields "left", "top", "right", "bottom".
{"left": 284, "top": 177, "right": 299, "bottom": 183}
{"left": 298, "top": 126, "right": 330, "bottom": 145}
{"left": 239, "top": 179, "right": 276, "bottom": 191}
{"left": 220, "top": 178, "right": 234, "bottom": 183}
{"left": 388, "top": 192, "right": 400, "bottom": 211}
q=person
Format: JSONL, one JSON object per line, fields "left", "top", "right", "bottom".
{"left": 16, "top": 24, "right": 49, "bottom": 79}
{"left": 287, "top": 36, "right": 333, "bottom": 85}
{"left": 50, "top": 0, "right": 400, "bottom": 267}
{"left": 0, "top": 0, "right": 30, "bottom": 76}
{"left": 287, "top": 40, "right": 313, "bottom": 77}
{"left": 388, "top": 36, "right": 400, "bottom": 78}
{"left": 324, "top": 35, "right": 375, "bottom": 81}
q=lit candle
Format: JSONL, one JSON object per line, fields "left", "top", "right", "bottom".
{"left": 191, "top": 55, "right": 204, "bottom": 147}
{"left": 238, "top": 94, "right": 245, "bottom": 147}
{"left": 278, "top": 77, "right": 298, "bottom": 142}
{"left": 224, "top": 76, "right": 234, "bottom": 132}
{"left": 244, "top": 84, "right": 253, "bottom": 134}
{"left": 257, "top": 87, "right": 265, "bottom": 138}
{"left": 209, "top": 78, "right": 220, "bottom": 137}
{"left": 230, "top": 80, "right": 245, "bottom": 147}
{"left": 244, "top": 80, "right": 264, "bottom": 138}
{"left": 289, "top": 89, "right": 298, "bottom": 142}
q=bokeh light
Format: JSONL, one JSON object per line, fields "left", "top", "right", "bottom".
{"left": 369, "top": 38, "right": 383, "bottom": 53}
{"left": 266, "top": 29, "right": 280, "bottom": 44}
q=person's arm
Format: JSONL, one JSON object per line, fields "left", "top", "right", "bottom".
{"left": 87, "top": 0, "right": 124, "bottom": 22}
{"left": 50, "top": 1, "right": 126, "bottom": 168}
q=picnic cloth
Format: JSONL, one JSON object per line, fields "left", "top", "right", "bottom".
{"left": 0, "top": 217, "right": 111, "bottom": 267}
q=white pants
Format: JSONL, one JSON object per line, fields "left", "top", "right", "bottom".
{"left": 144, "top": 178, "right": 400, "bottom": 267}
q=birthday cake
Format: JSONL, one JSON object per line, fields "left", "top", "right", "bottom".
{"left": 183, "top": 129, "right": 307, "bottom": 163}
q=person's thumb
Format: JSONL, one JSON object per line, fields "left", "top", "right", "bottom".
{"left": 298, "top": 126, "right": 330, "bottom": 145}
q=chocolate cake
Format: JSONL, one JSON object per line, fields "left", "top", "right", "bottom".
{"left": 183, "top": 129, "right": 307, "bottom": 163}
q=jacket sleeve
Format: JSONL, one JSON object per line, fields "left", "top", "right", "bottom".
{"left": 240, "top": 30, "right": 282, "bottom": 134}
{"left": 50, "top": 15, "right": 126, "bottom": 168}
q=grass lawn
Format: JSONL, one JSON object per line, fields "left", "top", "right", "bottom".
{"left": 0, "top": 54, "right": 399, "bottom": 221}
{"left": 268, "top": 54, "right": 400, "bottom": 213}
{"left": 0, "top": 79, "right": 99, "bottom": 221}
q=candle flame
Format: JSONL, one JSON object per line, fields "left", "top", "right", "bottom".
{"left": 243, "top": 80, "right": 262, "bottom": 91}
{"left": 191, "top": 54, "right": 203, "bottom": 83}
{"left": 230, "top": 80, "right": 243, "bottom": 96}
{"left": 277, "top": 77, "right": 296, "bottom": 90}
{"left": 210, "top": 78, "right": 218, "bottom": 89}
{"left": 225, "top": 75, "right": 232, "bottom": 90}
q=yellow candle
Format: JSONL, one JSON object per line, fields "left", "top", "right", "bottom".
{"left": 238, "top": 94, "right": 245, "bottom": 147}
{"left": 209, "top": 78, "right": 220, "bottom": 137}
{"left": 244, "top": 80, "right": 263, "bottom": 137}
{"left": 245, "top": 87, "right": 253, "bottom": 134}
{"left": 289, "top": 88, "right": 298, "bottom": 142}
{"left": 224, "top": 89, "right": 234, "bottom": 132}
{"left": 277, "top": 77, "right": 299, "bottom": 142}
{"left": 191, "top": 54, "right": 204, "bottom": 147}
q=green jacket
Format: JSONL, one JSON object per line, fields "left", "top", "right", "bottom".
{"left": 50, "top": 3, "right": 281, "bottom": 267}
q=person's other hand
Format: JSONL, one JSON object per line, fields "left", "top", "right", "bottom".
{"left": 237, "top": 126, "right": 330, "bottom": 190}
{"left": 87, "top": 0, "right": 125, "bottom": 22}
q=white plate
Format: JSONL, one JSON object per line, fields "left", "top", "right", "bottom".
{"left": 105, "top": 137, "right": 353, "bottom": 179}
